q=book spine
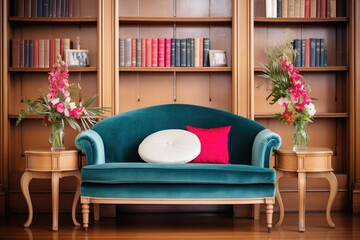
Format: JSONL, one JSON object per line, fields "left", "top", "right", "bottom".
{"left": 68, "top": 0, "right": 74, "bottom": 17}
{"left": 61, "top": 0, "right": 66, "bottom": 17}
{"left": 60, "top": 38, "right": 64, "bottom": 60}
{"left": 180, "top": 39, "right": 186, "bottom": 67}
{"left": 54, "top": 38, "right": 60, "bottom": 60}
{"left": 190, "top": 38, "right": 194, "bottom": 67}
{"left": 315, "top": 38, "right": 320, "bottom": 66}
{"left": 203, "top": 38, "right": 210, "bottom": 67}
{"left": 29, "top": 39, "right": 33, "bottom": 67}
{"left": 131, "top": 38, "right": 136, "bottom": 67}
{"left": 57, "top": 0, "right": 61, "bottom": 17}
{"left": 320, "top": 38, "right": 325, "bottom": 66}
{"left": 310, "top": 38, "right": 316, "bottom": 67}
{"left": 136, "top": 38, "right": 141, "bottom": 67}
{"left": 170, "top": 38, "right": 175, "bottom": 67}
{"left": 63, "top": 38, "right": 70, "bottom": 61}
{"left": 316, "top": 0, "right": 321, "bottom": 17}
{"left": 288, "top": 0, "right": 295, "bottom": 18}
{"left": 186, "top": 38, "right": 191, "bottom": 67}
{"left": 11, "top": 39, "right": 20, "bottom": 68}
{"left": 272, "top": 0, "right": 277, "bottom": 18}
{"left": 324, "top": 50, "right": 328, "bottom": 66}
{"left": 330, "top": 0, "right": 336, "bottom": 17}
{"left": 293, "top": 39, "right": 301, "bottom": 67}
{"left": 310, "top": 0, "right": 317, "bottom": 17}
{"left": 124, "top": 38, "right": 132, "bottom": 67}
{"left": 294, "top": 0, "right": 301, "bottom": 18}
{"left": 119, "top": 38, "right": 125, "bottom": 67}
{"left": 199, "top": 38, "right": 203, "bottom": 67}
{"left": 18, "top": 0, "right": 25, "bottom": 17}
{"left": 48, "top": 0, "right": 53, "bottom": 17}
{"left": 49, "top": 38, "right": 55, "bottom": 67}
{"left": 141, "top": 38, "right": 146, "bottom": 67}
{"left": 151, "top": 38, "right": 158, "bottom": 67}
{"left": 165, "top": 38, "right": 171, "bottom": 67}
{"left": 65, "top": 0, "right": 69, "bottom": 17}
{"left": 194, "top": 38, "right": 200, "bottom": 67}
{"left": 24, "top": 39, "right": 29, "bottom": 68}
{"left": 158, "top": 38, "right": 165, "bottom": 67}
{"left": 301, "top": 39, "right": 305, "bottom": 67}
{"left": 24, "top": 0, "right": 31, "bottom": 17}
{"left": 305, "top": 38, "right": 310, "bottom": 67}
{"left": 145, "top": 38, "right": 152, "bottom": 67}
{"left": 266, "top": 0, "right": 272, "bottom": 17}
{"left": 39, "top": 39, "right": 45, "bottom": 68}
{"left": 326, "top": 0, "right": 330, "bottom": 17}
{"left": 33, "top": 39, "right": 39, "bottom": 68}
{"left": 175, "top": 39, "right": 181, "bottom": 67}
{"left": 305, "top": 0, "right": 310, "bottom": 18}
{"left": 38, "top": 0, "right": 43, "bottom": 17}
{"left": 44, "top": 39, "right": 50, "bottom": 68}
{"left": 52, "top": 0, "right": 57, "bottom": 17}
{"left": 277, "top": 0, "right": 282, "bottom": 17}
{"left": 282, "top": 0, "right": 288, "bottom": 17}
{"left": 300, "top": 0, "right": 305, "bottom": 18}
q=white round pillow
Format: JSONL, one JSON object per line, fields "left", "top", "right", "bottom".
{"left": 138, "top": 129, "right": 201, "bottom": 164}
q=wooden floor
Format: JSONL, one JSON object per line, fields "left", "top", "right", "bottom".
{"left": 1, "top": 212, "right": 360, "bottom": 239}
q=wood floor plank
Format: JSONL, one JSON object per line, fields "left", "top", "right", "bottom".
{"left": 0, "top": 212, "right": 360, "bottom": 239}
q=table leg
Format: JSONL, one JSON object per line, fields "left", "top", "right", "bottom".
{"left": 20, "top": 172, "right": 33, "bottom": 227}
{"left": 298, "top": 172, "right": 306, "bottom": 232}
{"left": 324, "top": 172, "right": 338, "bottom": 228}
{"left": 275, "top": 171, "right": 284, "bottom": 227}
{"left": 52, "top": 172, "right": 60, "bottom": 231}
{"left": 72, "top": 171, "right": 81, "bottom": 226}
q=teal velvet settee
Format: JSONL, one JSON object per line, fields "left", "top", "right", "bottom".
{"left": 75, "top": 104, "right": 281, "bottom": 232}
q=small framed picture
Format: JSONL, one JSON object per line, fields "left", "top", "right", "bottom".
{"left": 209, "top": 50, "right": 227, "bottom": 67}
{"left": 65, "top": 49, "right": 89, "bottom": 67}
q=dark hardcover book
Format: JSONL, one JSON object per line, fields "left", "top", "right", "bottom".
{"left": 175, "top": 39, "right": 181, "bottom": 67}
{"left": 186, "top": 38, "right": 191, "bottom": 67}
{"left": 31, "top": 0, "right": 38, "bottom": 17}
{"left": 324, "top": 50, "right": 328, "bottom": 66}
{"left": 57, "top": 0, "right": 61, "bottom": 17}
{"left": 61, "top": 0, "right": 66, "bottom": 17}
{"left": 18, "top": 0, "right": 25, "bottom": 17}
{"left": 190, "top": 38, "right": 194, "bottom": 67}
{"left": 11, "top": 39, "right": 21, "bottom": 68}
{"left": 180, "top": 39, "right": 186, "bottom": 67}
{"left": 124, "top": 38, "right": 132, "bottom": 67}
{"left": 320, "top": 38, "right": 325, "bottom": 66}
{"left": 69, "top": 0, "right": 74, "bottom": 17}
{"left": 310, "top": 38, "right": 316, "bottom": 67}
{"left": 136, "top": 38, "right": 141, "bottom": 67}
{"left": 38, "top": 0, "right": 43, "bottom": 17}
{"left": 170, "top": 38, "right": 175, "bottom": 67}
{"left": 119, "top": 38, "right": 124, "bottom": 67}
{"left": 326, "top": 0, "right": 330, "bottom": 17}
{"left": 316, "top": 0, "right": 320, "bottom": 17}
{"left": 293, "top": 39, "right": 301, "bottom": 67}
{"left": 42, "top": 0, "right": 49, "bottom": 17}
{"left": 20, "top": 39, "right": 25, "bottom": 67}
{"left": 315, "top": 38, "right": 320, "bottom": 66}
{"left": 48, "top": 0, "right": 53, "bottom": 17}
{"left": 52, "top": 0, "right": 57, "bottom": 17}
{"left": 301, "top": 39, "right": 305, "bottom": 67}
{"left": 24, "top": 39, "right": 30, "bottom": 67}
{"left": 12, "top": 0, "right": 19, "bottom": 16}
{"left": 203, "top": 38, "right": 210, "bottom": 67}
{"left": 64, "top": 0, "right": 69, "bottom": 17}
{"left": 29, "top": 39, "right": 33, "bottom": 67}
{"left": 141, "top": 38, "right": 146, "bottom": 67}
{"left": 24, "top": 0, "right": 31, "bottom": 17}
{"left": 277, "top": 0, "right": 282, "bottom": 17}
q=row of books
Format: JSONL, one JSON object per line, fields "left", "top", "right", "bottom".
{"left": 292, "top": 38, "right": 328, "bottom": 67}
{"left": 265, "top": 0, "right": 336, "bottom": 18}
{"left": 11, "top": 0, "right": 74, "bottom": 18}
{"left": 11, "top": 38, "right": 71, "bottom": 68}
{"left": 119, "top": 38, "right": 211, "bottom": 68}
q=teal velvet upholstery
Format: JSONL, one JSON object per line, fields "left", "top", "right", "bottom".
{"left": 75, "top": 104, "right": 282, "bottom": 231}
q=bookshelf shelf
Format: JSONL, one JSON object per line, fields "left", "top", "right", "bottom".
{"left": 119, "top": 16, "right": 232, "bottom": 24}
{"left": 254, "top": 17, "right": 349, "bottom": 23}
{"left": 255, "top": 112, "right": 349, "bottom": 119}
{"left": 254, "top": 66, "right": 349, "bottom": 72}
{"left": 119, "top": 67, "right": 232, "bottom": 72}
{"left": 9, "top": 67, "right": 97, "bottom": 72}
{"left": 8, "top": 17, "right": 98, "bottom": 23}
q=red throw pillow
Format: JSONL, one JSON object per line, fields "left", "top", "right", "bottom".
{"left": 186, "top": 125, "right": 231, "bottom": 164}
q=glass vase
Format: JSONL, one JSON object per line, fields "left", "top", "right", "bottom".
{"left": 292, "top": 122, "right": 308, "bottom": 151}
{"left": 49, "top": 119, "right": 65, "bottom": 151}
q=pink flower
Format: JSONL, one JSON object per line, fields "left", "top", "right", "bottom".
{"left": 56, "top": 102, "right": 65, "bottom": 113}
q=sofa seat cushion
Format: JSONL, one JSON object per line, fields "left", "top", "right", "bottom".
{"left": 81, "top": 162, "right": 276, "bottom": 185}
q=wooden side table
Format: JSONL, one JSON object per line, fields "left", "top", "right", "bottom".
{"left": 274, "top": 147, "right": 338, "bottom": 232}
{"left": 20, "top": 149, "right": 81, "bottom": 231}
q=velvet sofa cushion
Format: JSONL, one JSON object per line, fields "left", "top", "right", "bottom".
{"left": 81, "top": 162, "right": 276, "bottom": 185}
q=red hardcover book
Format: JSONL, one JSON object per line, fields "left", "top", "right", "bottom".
{"left": 60, "top": 38, "right": 64, "bottom": 60}
{"left": 316, "top": 0, "right": 321, "bottom": 17}
{"left": 39, "top": 39, "right": 45, "bottom": 68}
{"left": 305, "top": 0, "right": 310, "bottom": 17}
{"left": 158, "top": 38, "right": 165, "bottom": 67}
{"left": 11, "top": 39, "right": 20, "bottom": 68}
{"left": 305, "top": 38, "right": 310, "bottom": 67}
{"left": 151, "top": 38, "right": 158, "bottom": 67}
{"left": 199, "top": 38, "right": 203, "bottom": 67}
{"left": 146, "top": 38, "right": 152, "bottom": 67}
{"left": 320, "top": 0, "right": 326, "bottom": 17}
{"left": 141, "top": 38, "right": 146, "bottom": 67}
{"left": 131, "top": 38, "right": 136, "bottom": 67}
{"left": 49, "top": 39, "right": 55, "bottom": 67}
{"left": 165, "top": 38, "right": 171, "bottom": 67}
{"left": 33, "top": 39, "right": 39, "bottom": 68}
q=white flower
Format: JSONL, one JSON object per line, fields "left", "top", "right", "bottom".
{"left": 306, "top": 102, "right": 316, "bottom": 116}
{"left": 278, "top": 97, "right": 289, "bottom": 106}
{"left": 69, "top": 102, "right": 77, "bottom": 110}
{"left": 51, "top": 98, "right": 60, "bottom": 105}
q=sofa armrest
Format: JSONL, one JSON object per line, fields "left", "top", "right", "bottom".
{"left": 75, "top": 129, "right": 105, "bottom": 165}
{"left": 251, "top": 129, "right": 282, "bottom": 168}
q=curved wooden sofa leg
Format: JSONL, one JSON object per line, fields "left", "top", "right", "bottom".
{"left": 265, "top": 198, "right": 274, "bottom": 233}
{"left": 81, "top": 197, "right": 90, "bottom": 231}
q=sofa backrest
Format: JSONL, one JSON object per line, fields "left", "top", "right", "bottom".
{"left": 92, "top": 104, "right": 265, "bottom": 165}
